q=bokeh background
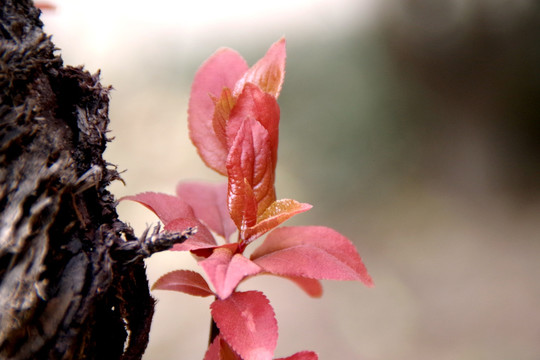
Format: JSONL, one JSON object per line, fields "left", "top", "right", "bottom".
{"left": 41, "top": 0, "right": 540, "bottom": 359}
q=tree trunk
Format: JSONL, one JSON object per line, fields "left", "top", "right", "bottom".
{"left": 0, "top": 2, "right": 189, "bottom": 359}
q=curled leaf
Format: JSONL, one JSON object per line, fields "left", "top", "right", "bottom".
{"left": 152, "top": 270, "right": 214, "bottom": 297}
{"left": 233, "top": 38, "right": 287, "bottom": 98}
{"left": 226, "top": 118, "right": 275, "bottom": 230}
{"left": 188, "top": 48, "right": 248, "bottom": 174}
{"left": 212, "top": 87, "right": 237, "bottom": 149}
{"left": 211, "top": 291, "right": 278, "bottom": 360}
{"left": 227, "top": 83, "right": 281, "bottom": 170}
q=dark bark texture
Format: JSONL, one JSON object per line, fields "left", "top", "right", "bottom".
{"left": 0, "top": 1, "right": 190, "bottom": 359}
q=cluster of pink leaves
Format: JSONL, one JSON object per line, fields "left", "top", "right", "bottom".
{"left": 124, "top": 38, "right": 373, "bottom": 360}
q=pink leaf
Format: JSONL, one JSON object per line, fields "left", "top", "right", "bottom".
{"left": 279, "top": 275, "right": 323, "bottom": 298}
{"left": 165, "top": 218, "right": 217, "bottom": 251}
{"left": 227, "top": 83, "right": 281, "bottom": 171}
{"left": 152, "top": 270, "right": 214, "bottom": 297}
{"left": 122, "top": 192, "right": 218, "bottom": 250}
{"left": 211, "top": 291, "right": 278, "bottom": 360}
{"left": 204, "top": 335, "right": 221, "bottom": 360}
{"left": 275, "top": 351, "right": 318, "bottom": 360}
{"left": 188, "top": 48, "right": 248, "bottom": 174}
{"left": 251, "top": 226, "right": 373, "bottom": 286}
{"left": 176, "top": 181, "right": 236, "bottom": 241}
{"left": 226, "top": 119, "right": 275, "bottom": 230}
{"left": 121, "top": 192, "right": 195, "bottom": 225}
{"left": 243, "top": 199, "right": 312, "bottom": 244}
{"left": 233, "top": 38, "right": 287, "bottom": 98}
{"left": 199, "top": 247, "right": 261, "bottom": 299}
{"left": 204, "top": 335, "right": 241, "bottom": 360}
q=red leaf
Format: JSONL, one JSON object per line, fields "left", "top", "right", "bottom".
{"left": 227, "top": 83, "right": 281, "bottom": 171}
{"left": 121, "top": 192, "right": 195, "bottom": 225}
{"left": 176, "top": 181, "right": 236, "bottom": 241}
{"left": 279, "top": 275, "right": 323, "bottom": 298}
{"left": 165, "top": 218, "right": 217, "bottom": 251}
{"left": 233, "top": 38, "right": 287, "bottom": 98}
{"left": 243, "top": 199, "right": 312, "bottom": 244}
{"left": 122, "top": 192, "right": 218, "bottom": 250}
{"left": 275, "top": 351, "right": 318, "bottom": 360}
{"left": 226, "top": 118, "right": 275, "bottom": 230}
{"left": 199, "top": 247, "right": 261, "bottom": 299}
{"left": 211, "top": 291, "right": 278, "bottom": 360}
{"left": 152, "top": 270, "right": 214, "bottom": 297}
{"left": 251, "top": 226, "right": 373, "bottom": 286}
{"left": 204, "top": 335, "right": 241, "bottom": 360}
{"left": 212, "top": 88, "right": 237, "bottom": 150}
{"left": 188, "top": 48, "right": 248, "bottom": 174}
{"left": 204, "top": 335, "right": 221, "bottom": 360}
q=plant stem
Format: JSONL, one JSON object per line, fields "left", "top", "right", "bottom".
{"left": 209, "top": 317, "right": 220, "bottom": 345}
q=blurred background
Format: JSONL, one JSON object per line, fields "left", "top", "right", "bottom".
{"left": 41, "top": 0, "right": 540, "bottom": 359}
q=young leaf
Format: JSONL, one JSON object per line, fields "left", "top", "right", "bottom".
{"left": 233, "top": 38, "right": 287, "bottom": 98}
{"left": 275, "top": 351, "right": 318, "bottom": 360}
{"left": 243, "top": 199, "right": 312, "bottom": 244}
{"left": 189, "top": 48, "right": 248, "bottom": 174}
{"left": 227, "top": 118, "right": 276, "bottom": 228}
{"left": 152, "top": 270, "right": 214, "bottom": 297}
{"left": 211, "top": 291, "right": 278, "bottom": 360}
{"left": 227, "top": 83, "right": 281, "bottom": 170}
{"left": 199, "top": 247, "right": 261, "bottom": 299}
{"left": 176, "top": 181, "right": 236, "bottom": 241}
{"left": 250, "top": 226, "right": 373, "bottom": 287}
{"left": 211, "top": 87, "right": 237, "bottom": 150}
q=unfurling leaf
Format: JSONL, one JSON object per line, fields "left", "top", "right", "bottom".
{"left": 152, "top": 270, "right": 214, "bottom": 297}
{"left": 227, "top": 83, "right": 280, "bottom": 170}
{"left": 233, "top": 38, "right": 287, "bottom": 98}
{"left": 212, "top": 87, "right": 237, "bottom": 149}
{"left": 200, "top": 247, "right": 261, "bottom": 299}
{"left": 226, "top": 118, "right": 275, "bottom": 230}
{"left": 188, "top": 48, "right": 248, "bottom": 174}
{"left": 251, "top": 226, "right": 373, "bottom": 286}
{"left": 211, "top": 291, "right": 278, "bottom": 360}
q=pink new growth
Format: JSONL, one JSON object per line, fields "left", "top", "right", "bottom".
{"left": 124, "top": 38, "right": 373, "bottom": 360}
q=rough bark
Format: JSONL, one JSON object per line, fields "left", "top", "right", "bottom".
{"left": 0, "top": 1, "right": 190, "bottom": 359}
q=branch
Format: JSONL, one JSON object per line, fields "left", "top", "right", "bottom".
{"left": 0, "top": 1, "right": 189, "bottom": 359}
